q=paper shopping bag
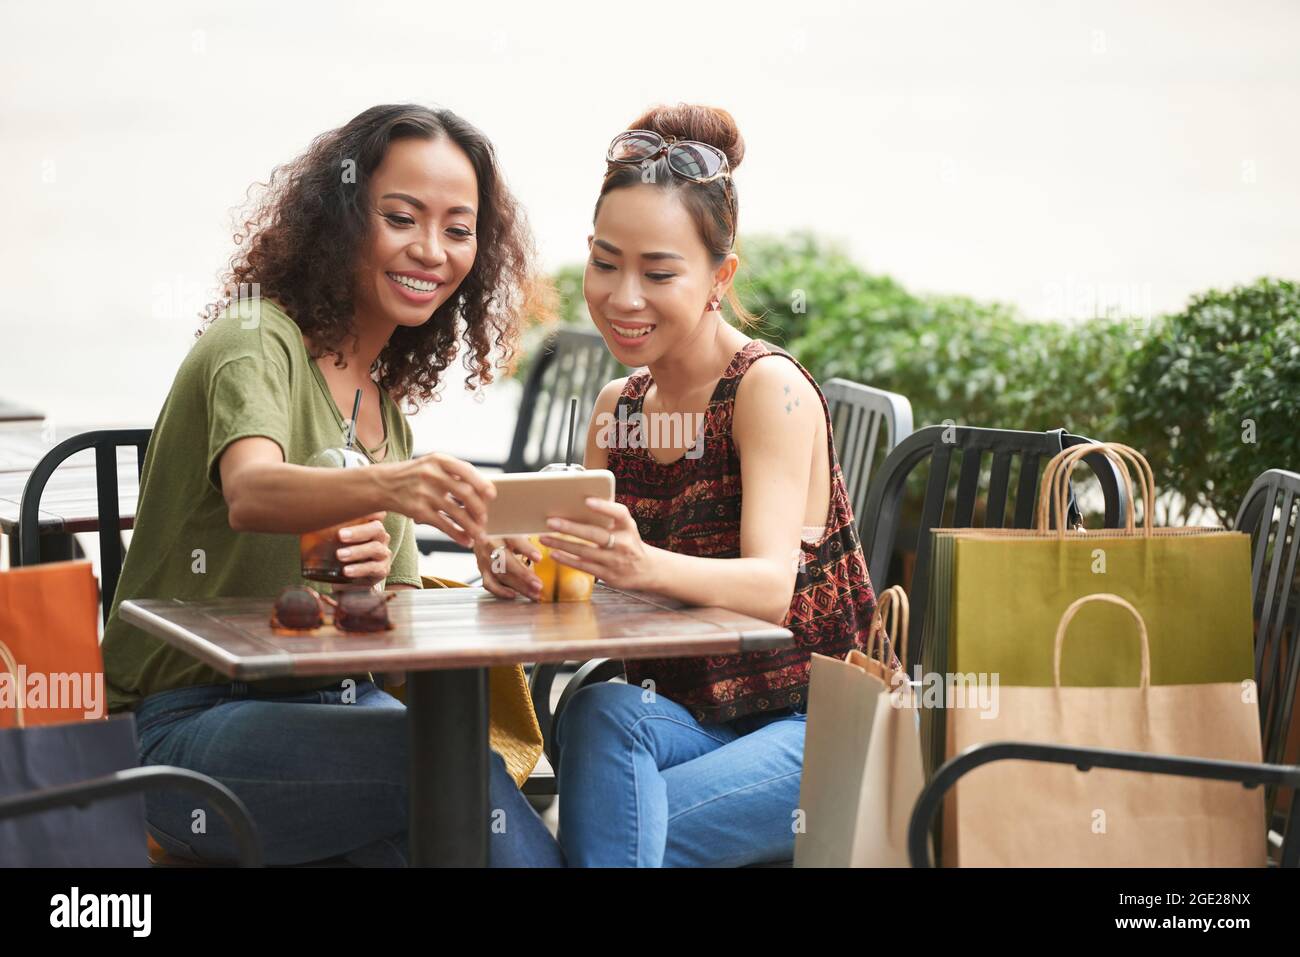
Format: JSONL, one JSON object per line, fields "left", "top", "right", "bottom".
{"left": 795, "top": 587, "right": 923, "bottom": 867}
{"left": 943, "top": 593, "right": 1266, "bottom": 866}
{"left": 0, "top": 561, "right": 105, "bottom": 728}
{"left": 0, "top": 712, "right": 148, "bottom": 867}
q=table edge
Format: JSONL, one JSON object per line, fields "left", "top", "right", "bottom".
{"left": 120, "top": 599, "right": 296, "bottom": 680}
{"left": 118, "top": 592, "right": 795, "bottom": 676}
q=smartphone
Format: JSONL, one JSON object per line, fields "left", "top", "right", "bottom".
{"left": 484, "top": 469, "right": 616, "bottom": 537}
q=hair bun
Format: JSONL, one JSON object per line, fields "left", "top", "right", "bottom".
{"left": 627, "top": 103, "right": 744, "bottom": 171}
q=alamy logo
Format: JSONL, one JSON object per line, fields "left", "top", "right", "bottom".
{"left": 593, "top": 407, "right": 706, "bottom": 459}
{"left": 0, "top": 668, "right": 104, "bottom": 720}
{"left": 891, "top": 668, "right": 1001, "bottom": 719}
{"left": 50, "top": 887, "right": 151, "bottom": 937}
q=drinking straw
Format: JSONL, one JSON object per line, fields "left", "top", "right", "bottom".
{"left": 345, "top": 388, "right": 363, "bottom": 450}
{"left": 564, "top": 396, "right": 579, "bottom": 466}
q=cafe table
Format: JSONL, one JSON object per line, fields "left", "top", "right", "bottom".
{"left": 120, "top": 583, "right": 793, "bottom": 866}
{"left": 0, "top": 424, "right": 142, "bottom": 564}
{"left": 0, "top": 399, "right": 44, "bottom": 424}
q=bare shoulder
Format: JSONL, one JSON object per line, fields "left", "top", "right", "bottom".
{"left": 593, "top": 376, "right": 631, "bottom": 416}
{"left": 734, "top": 355, "right": 821, "bottom": 434}
{"left": 584, "top": 376, "right": 630, "bottom": 469}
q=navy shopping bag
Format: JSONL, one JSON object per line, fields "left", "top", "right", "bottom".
{"left": 0, "top": 713, "right": 149, "bottom": 867}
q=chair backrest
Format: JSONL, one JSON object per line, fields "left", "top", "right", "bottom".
{"left": 859, "top": 425, "right": 1130, "bottom": 663}
{"left": 19, "top": 429, "right": 150, "bottom": 624}
{"left": 505, "top": 329, "right": 626, "bottom": 473}
{"left": 1234, "top": 469, "right": 1300, "bottom": 836}
{"left": 823, "top": 377, "right": 914, "bottom": 527}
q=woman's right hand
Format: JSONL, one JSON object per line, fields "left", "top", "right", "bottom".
{"left": 384, "top": 453, "right": 496, "bottom": 549}
{"left": 475, "top": 536, "right": 544, "bottom": 600}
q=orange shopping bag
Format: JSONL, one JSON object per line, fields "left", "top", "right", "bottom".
{"left": 0, "top": 560, "right": 106, "bottom": 728}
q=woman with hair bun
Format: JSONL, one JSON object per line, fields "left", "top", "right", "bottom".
{"left": 475, "top": 103, "right": 884, "bottom": 866}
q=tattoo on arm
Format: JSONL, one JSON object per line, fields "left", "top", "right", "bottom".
{"left": 782, "top": 383, "right": 800, "bottom": 414}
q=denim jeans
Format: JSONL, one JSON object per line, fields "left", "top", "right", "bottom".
{"left": 133, "top": 678, "right": 564, "bottom": 867}
{"left": 553, "top": 681, "right": 807, "bottom": 867}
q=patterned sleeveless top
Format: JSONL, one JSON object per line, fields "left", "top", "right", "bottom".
{"left": 609, "top": 340, "right": 881, "bottom": 724}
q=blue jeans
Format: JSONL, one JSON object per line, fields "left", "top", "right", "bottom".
{"left": 133, "top": 678, "right": 564, "bottom": 867}
{"left": 553, "top": 681, "right": 807, "bottom": 867}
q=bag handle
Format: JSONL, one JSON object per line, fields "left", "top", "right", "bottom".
{"left": 1068, "top": 443, "right": 1155, "bottom": 536}
{"left": 1053, "top": 593, "right": 1151, "bottom": 689}
{"left": 0, "top": 638, "right": 25, "bottom": 729}
{"left": 1037, "top": 442, "right": 1156, "bottom": 538}
{"left": 1038, "top": 443, "right": 1132, "bottom": 535}
{"left": 867, "top": 585, "right": 910, "bottom": 674}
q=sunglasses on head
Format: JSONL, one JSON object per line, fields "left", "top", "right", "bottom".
{"left": 605, "top": 130, "right": 732, "bottom": 185}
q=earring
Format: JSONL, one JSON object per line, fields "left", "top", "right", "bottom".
{"left": 708, "top": 292, "right": 721, "bottom": 311}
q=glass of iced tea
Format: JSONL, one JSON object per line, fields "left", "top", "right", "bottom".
{"left": 300, "top": 445, "right": 371, "bottom": 585}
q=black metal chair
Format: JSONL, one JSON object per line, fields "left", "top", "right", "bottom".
{"left": 823, "top": 377, "right": 914, "bottom": 532}
{"left": 418, "top": 328, "right": 625, "bottom": 554}
{"left": 18, "top": 428, "right": 150, "bottom": 625}
{"left": 908, "top": 742, "right": 1300, "bottom": 867}
{"left": 857, "top": 425, "right": 1130, "bottom": 666}
{"left": 1234, "top": 469, "right": 1300, "bottom": 855}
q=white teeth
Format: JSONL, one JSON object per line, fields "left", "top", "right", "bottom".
{"left": 612, "top": 323, "right": 655, "bottom": 338}
{"left": 388, "top": 273, "right": 440, "bottom": 292}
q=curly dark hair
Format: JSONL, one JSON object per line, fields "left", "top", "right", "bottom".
{"left": 200, "top": 103, "right": 555, "bottom": 405}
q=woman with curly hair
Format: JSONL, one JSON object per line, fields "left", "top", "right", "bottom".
{"left": 101, "top": 104, "right": 563, "bottom": 867}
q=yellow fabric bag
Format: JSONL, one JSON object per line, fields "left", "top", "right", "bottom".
{"left": 378, "top": 576, "right": 543, "bottom": 789}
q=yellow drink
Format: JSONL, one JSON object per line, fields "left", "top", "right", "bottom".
{"left": 528, "top": 534, "right": 594, "bottom": 602}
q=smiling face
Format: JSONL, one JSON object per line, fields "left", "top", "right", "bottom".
{"left": 354, "top": 135, "right": 480, "bottom": 330}
{"left": 584, "top": 184, "right": 737, "bottom": 366}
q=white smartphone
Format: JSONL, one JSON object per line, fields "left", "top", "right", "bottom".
{"left": 484, "top": 469, "right": 616, "bottom": 537}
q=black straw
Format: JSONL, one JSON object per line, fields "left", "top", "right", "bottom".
{"left": 564, "top": 396, "right": 579, "bottom": 466}
{"left": 345, "top": 388, "right": 363, "bottom": 450}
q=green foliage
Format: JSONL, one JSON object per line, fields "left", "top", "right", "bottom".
{"left": 552, "top": 263, "right": 587, "bottom": 326}
{"left": 729, "top": 233, "right": 906, "bottom": 346}
{"left": 741, "top": 234, "right": 1131, "bottom": 440}
{"left": 1118, "top": 278, "right": 1300, "bottom": 524}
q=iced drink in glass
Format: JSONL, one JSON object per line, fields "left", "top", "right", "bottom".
{"left": 300, "top": 445, "right": 371, "bottom": 584}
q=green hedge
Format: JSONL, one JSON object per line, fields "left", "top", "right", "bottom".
{"left": 1119, "top": 278, "right": 1300, "bottom": 525}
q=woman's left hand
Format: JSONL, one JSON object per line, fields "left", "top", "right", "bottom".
{"left": 539, "top": 497, "right": 658, "bottom": 592}
{"left": 334, "top": 512, "right": 392, "bottom": 590}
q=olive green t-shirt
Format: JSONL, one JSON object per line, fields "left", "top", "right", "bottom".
{"left": 103, "top": 298, "right": 422, "bottom": 713}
